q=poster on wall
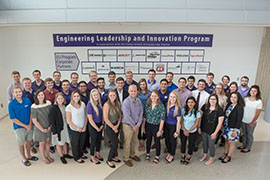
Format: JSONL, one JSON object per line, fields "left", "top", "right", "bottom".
{"left": 53, "top": 33, "right": 213, "bottom": 75}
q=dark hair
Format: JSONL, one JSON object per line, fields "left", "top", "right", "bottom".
{"left": 11, "top": 71, "right": 20, "bottom": 76}
{"left": 70, "top": 72, "right": 78, "bottom": 78}
{"left": 166, "top": 72, "right": 174, "bottom": 76}
{"left": 108, "top": 71, "right": 116, "bottom": 76}
{"left": 228, "top": 92, "right": 245, "bottom": 107}
{"left": 32, "top": 70, "right": 41, "bottom": 75}
{"left": 62, "top": 79, "right": 70, "bottom": 84}
{"left": 207, "top": 72, "right": 214, "bottom": 77}
{"left": 247, "top": 85, "right": 261, "bottom": 100}
{"left": 78, "top": 81, "right": 87, "bottom": 86}
{"left": 53, "top": 71, "right": 61, "bottom": 75}
{"left": 34, "top": 90, "right": 47, "bottom": 105}
{"left": 148, "top": 69, "right": 156, "bottom": 74}
{"left": 229, "top": 81, "right": 238, "bottom": 92}
{"left": 44, "top": 78, "right": 53, "bottom": 84}
{"left": 241, "top": 76, "right": 249, "bottom": 81}
{"left": 178, "top": 77, "right": 187, "bottom": 83}
{"left": 222, "top": 75, "right": 230, "bottom": 82}
{"left": 160, "top": 79, "right": 168, "bottom": 84}
{"left": 198, "top": 79, "right": 206, "bottom": 85}
{"left": 187, "top": 76, "right": 195, "bottom": 81}
{"left": 116, "top": 77, "right": 124, "bottom": 82}
{"left": 97, "top": 77, "right": 105, "bottom": 83}
{"left": 184, "top": 96, "right": 198, "bottom": 116}
{"left": 205, "top": 94, "right": 220, "bottom": 110}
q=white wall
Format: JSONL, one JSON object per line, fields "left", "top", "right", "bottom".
{"left": 0, "top": 23, "right": 263, "bottom": 117}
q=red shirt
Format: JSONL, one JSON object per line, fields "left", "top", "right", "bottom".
{"left": 44, "top": 89, "right": 59, "bottom": 104}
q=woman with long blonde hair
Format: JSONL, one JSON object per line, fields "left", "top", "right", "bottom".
{"left": 87, "top": 89, "right": 104, "bottom": 165}
{"left": 164, "top": 91, "right": 181, "bottom": 163}
{"left": 103, "top": 89, "right": 122, "bottom": 168}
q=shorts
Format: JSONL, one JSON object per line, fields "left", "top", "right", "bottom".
{"left": 14, "top": 128, "right": 33, "bottom": 146}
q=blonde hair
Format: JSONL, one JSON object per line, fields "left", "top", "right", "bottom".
{"left": 213, "top": 83, "right": 225, "bottom": 96}
{"left": 106, "top": 89, "right": 121, "bottom": 116}
{"left": 54, "top": 92, "right": 66, "bottom": 105}
{"left": 90, "top": 89, "right": 102, "bottom": 116}
{"left": 70, "top": 91, "right": 81, "bottom": 106}
{"left": 146, "top": 90, "right": 161, "bottom": 106}
{"left": 167, "top": 91, "right": 181, "bottom": 117}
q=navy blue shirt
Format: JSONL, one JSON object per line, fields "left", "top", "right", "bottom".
{"left": 99, "top": 89, "right": 108, "bottom": 106}
{"left": 53, "top": 81, "right": 62, "bottom": 92}
{"left": 79, "top": 91, "right": 90, "bottom": 105}
{"left": 61, "top": 90, "right": 72, "bottom": 105}
{"left": 32, "top": 80, "right": 46, "bottom": 92}
{"left": 22, "top": 89, "right": 35, "bottom": 103}
{"left": 124, "top": 80, "right": 138, "bottom": 91}
{"left": 205, "top": 83, "right": 216, "bottom": 94}
{"left": 70, "top": 83, "right": 78, "bottom": 92}
{"left": 8, "top": 97, "right": 32, "bottom": 130}
{"left": 167, "top": 83, "right": 178, "bottom": 92}
{"left": 158, "top": 90, "right": 170, "bottom": 106}
{"left": 186, "top": 85, "right": 197, "bottom": 91}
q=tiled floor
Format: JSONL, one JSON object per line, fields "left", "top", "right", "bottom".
{"left": 0, "top": 112, "right": 270, "bottom": 180}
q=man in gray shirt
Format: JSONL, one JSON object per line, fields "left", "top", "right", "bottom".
{"left": 7, "top": 71, "right": 24, "bottom": 102}
{"left": 122, "top": 84, "right": 143, "bottom": 167}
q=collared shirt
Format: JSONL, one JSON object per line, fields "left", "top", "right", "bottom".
{"left": 205, "top": 82, "right": 216, "bottom": 94}
{"left": 137, "top": 91, "right": 150, "bottom": 107}
{"left": 61, "top": 90, "right": 72, "bottom": 105}
{"left": 7, "top": 82, "right": 24, "bottom": 102}
{"left": 122, "top": 96, "right": 143, "bottom": 127}
{"left": 117, "top": 89, "right": 124, "bottom": 104}
{"left": 147, "top": 79, "right": 160, "bottom": 91}
{"left": 181, "top": 109, "right": 201, "bottom": 133}
{"left": 87, "top": 102, "right": 102, "bottom": 123}
{"left": 124, "top": 80, "right": 138, "bottom": 91}
{"left": 174, "top": 88, "right": 192, "bottom": 108}
{"left": 192, "top": 90, "right": 210, "bottom": 110}
{"left": 238, "top": 86, "right": 250, "bottom": 99}
{"left": 105, "top": 82, "right": 116, "bottom": 90}
{"left": 87, "top": 81, "right": 97, "bottom": 92}
{"left": 53, "top": 81, "right": 62, "bottom": 92}
{"left": 167, "top": 83, "right": 178, "bottom": 92}
{"left": 165, "top": 105, "right": 181, "bottom": 125}
{"left": 22, "top": 89, "right": 35, "bottom": 103}
{"left": 144, "top": 103, "right": 165, "bottom": 125}
{"left": 32, "top": 80, "right": 46, "bottom": 92}
{"left": 44, "top": 89, "right": 59, "bottom": 104}
{"left": 8, "top": 97, "right": 32, "bottom": 130}
{"left": 158, "top": 90, "right": 170, "bottom": 106}
{"left": 70, "top": 83, "right": 78, "bottom": 92}
{"left": 99, "top": 89, "right": 108, "bottom": 106}
{"left": 186, "top": 85, "right": 197, "bottom": 91}
{"left": 79, "top": 91, "right": 90, "bottom": 105}
{"left": 224, "top": 85, "right": 230, "bottom": 93}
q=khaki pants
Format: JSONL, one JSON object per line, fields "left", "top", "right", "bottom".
{"left": 122, "top": 123, "right": 138, "bottom": 161}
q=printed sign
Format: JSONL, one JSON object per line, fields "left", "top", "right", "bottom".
{"left": 54, "top": 52, "right": 80, "bottom": 71}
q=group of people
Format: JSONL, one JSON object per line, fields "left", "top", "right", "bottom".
{"left": 8, "top": 69, "right": 263, "bottom": 168}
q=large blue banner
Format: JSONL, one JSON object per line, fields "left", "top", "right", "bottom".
{"left": 53, "top": 33, "right": 213, "bottom": 47}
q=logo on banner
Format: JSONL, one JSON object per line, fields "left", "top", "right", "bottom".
{"left": 156, "top": 64, "right": 165, "bottom": 72}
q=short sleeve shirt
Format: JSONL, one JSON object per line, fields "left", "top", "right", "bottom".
{"left": 242, "top": 98, "right": 263, "bottom": 124}
{"left": 66, "top": 102, "right": 86, "bottom": 130}
{"left": 165, "top": 105, "right": 181, "bottom": 125}
{"left": 86, "top": 102, "right": 102, "bottom": 123}
{"left": 144, "top": 104, "right": 165, "bottom": 125}
{"left": 181, "top": 109, "right": 201, "bottom": 133}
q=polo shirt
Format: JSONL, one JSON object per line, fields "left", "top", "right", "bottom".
{"left": 167, "top": 83, "right": 178, "bottom": 92}
{"left": 8, "top": 97, "right": 32, "bottom": 130}
{"left": 87, "top": 81, "right": 97, "bottom": 92}
{"left": 44, "top": 89, "right": 59, "bottom": 104}
{"left": 61, "top": 90, "right": 72, "bottom": 105}
{"left": 224, "top": 86, "right": 230, "bottom": 93}
{"left": 70, "top": 83, "right": 78, "bottom": 92}
{"left": 186, "top": 85, "right": 197, "bottom": 91}
{"left": 122, "top": 96, "right": 143, "bottom": 127}
{"left": 53, "top": 81, "right": 62, "bottom": 92}
{"left": 87, "top": 102, "right": 102, "bottom": 123}
{"left": 22, "top": 89, "right": 35, "bottom": 103}
{"left": 105, "top": 82, "right": 116, "bottom": 90}
{"left": 205, "top": 82, "right": 216, "bottom": 94}
{"left": 99, "top": 89, "right": 108, "bottom": 106}
{"left": 32, "top": 80, "right": 46, "bottom": 92}
{"left": 238, "top": 86, "right": 250, "bottom": 99}
{"left": 79, "top": 91, "right": 90, "bottom": 105}
{"left": 165, "top": 105, "right": 181, "bottom": 125}
{"left": 147, "top": 79, "right": 160, "bottom": 91}
{"left": 181, "top": 109, "right": 201, "bottom": 133}
{"left": 124, "top": 80, "right": 138, "bottom": 91}
{"left": 174, "top": 88, "right": 192, "bottom": 108}
{"left": 158, "top": 90, "right": 170, "bottom": 106}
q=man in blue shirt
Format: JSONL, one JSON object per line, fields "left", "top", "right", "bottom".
{"left": 158, "top": 79, "right": 170, "bottom": 106}
{"left": 8, "top": 87, "right": 38, "bottom": 166}
{"left": 205, "top": 72, "right": 216, "bottom": 94}
{"left": 61, "top": 79, "right": 72, "bottom": 105}
{"left": 53, "top": 71, "right": 62, "bottom": 92}
{"left": 97, "top": 77, "right": 108, "bottom": 106}
{"left": 166, "top": 72, "right": 178, "bottom": 92}
{"left": 124, "top": 71, "right": 138, "bottom": 91}
{"left": 32, "top": 70, "right": 46, "bottom": 92}
{"left": 186, "top": 76, "right": 197, "bottom": 91}
{"left": 147, "top": 69, "right": 160, "bottom": 91}
{"left": 22, "top": 77, "right": 35, "bottom": 103}
{"left": 238, "top": 76, "right": 250, "bottom": 99}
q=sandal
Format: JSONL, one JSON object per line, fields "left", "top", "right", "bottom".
{"left": 152, "top": 156, "right": 160, "bottom": 165}
{"left": 218, "top": 153, "right": 227, "bottom": 160}
{"left": 184, "top": 156, "right": 191, "bottom": 165}
{"left": 90, "top": 159, "right": 101, "bottom": 165}
{"left": 76, "top": 159, "right": 85, "bottom": 164}
{"left": 22, "top": 160, "right": 31, "bottom": 166}
{"left": 222, "top": 156, "right": 231, "bottom": 163}
{"left": 27, "top": 156, "right": 39, "bottom": 161}
{"left": 180, "top": 155, "right": 186, "bottom": 164}
{"left": 145, "top": 154, "right": 150, "bottom": 162}
{"left": 165, "top": 157, "right": 174, "bottom": 164}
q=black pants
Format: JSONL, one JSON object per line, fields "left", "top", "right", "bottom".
{"left": 88, "top": 123, "right": 102, "bottom": 156}
{"left": 146, "top": 122, "right": 160, "bottom": 156}
{"left": 69, "top": 129, "right": 86, "bottom": 161}
{"left": 138, "top": 123, "right": 146, "bottom": 140}
{"left": 215, "top": 130, "right": 225, "bottom": 144}
{"left": 164, "top": 123, "right": 177, "bottom": 156}
{"left": 180, "top": 129, "right": 197, "bottom": 155}
{"left": 106, "top": 124, "right": 119, "bottom": 161}
{"left": 83, "top": 122, "right": 91, "bottom": 150}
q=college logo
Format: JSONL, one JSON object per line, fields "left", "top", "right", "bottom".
{"left": 155, "top": 64, "right": 165, "bottom": 72}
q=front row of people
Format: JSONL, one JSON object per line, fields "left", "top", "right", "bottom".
{"left": 9, "top": 84, "right": 261, "bottom": 167}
